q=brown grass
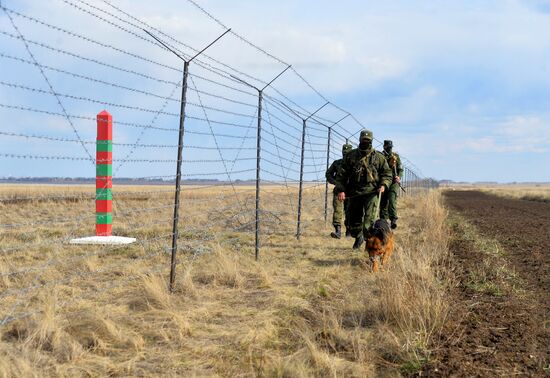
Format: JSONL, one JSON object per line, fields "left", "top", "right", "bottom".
{"left": 481, "top": 185, "right": 550, "bottom": 202}
{"left": 0, "top": 184, "right": 450, "bottom": 376}
{"left": 443, "top": 183, "right": 550, "bottom": 202}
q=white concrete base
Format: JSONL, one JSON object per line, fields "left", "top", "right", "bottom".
{"left": 69, "top": 236, "right": 137, "bottom": 245}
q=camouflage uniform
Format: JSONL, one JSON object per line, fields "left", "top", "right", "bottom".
{"left": 326, "top": 144, "right": 353, "bottom": 237}
{"left": 380, "top": 140, "right": 403, "bottom": 225}
{"left": 335, "top": 130, "right": 392, "bottom": 246}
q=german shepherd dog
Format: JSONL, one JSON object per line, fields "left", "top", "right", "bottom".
{"left": 365, "top": 219, "right": 394, "bottom": 272}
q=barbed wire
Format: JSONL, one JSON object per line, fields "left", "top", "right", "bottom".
{"left": 1, "top": 8, "right": 94, "bottom": 164}
{"left": 0, "top": 103, "right": 261, "bottom": 138}
{"left": 0, "top": 152, "right": 257, "bottom": 164}
{"left": 0, "top": 5, "right": 181, "bottom": 73}
{"left": 0, "top": 53, "right": 258, "bottom": 122}
{"left": 0, "top": 130, "right": 259, "bottom": 150}
{"left": 0, "top": 25, "right": 257, "bottom": 101}
{"left": 0, "top": 0, "right": 435, "bottom": 330}
{"left": 97, "top": 0, "right": 270, "bottom": 89}
{"left": 89, "top": 0, "right": 354, "bottom": 132}
{"left": 187, "top": 75, "right": 253, "bottom": 214}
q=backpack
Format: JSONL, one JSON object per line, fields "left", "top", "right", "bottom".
{"left": 353, "top": 150, "right": 378, "bottom": 184}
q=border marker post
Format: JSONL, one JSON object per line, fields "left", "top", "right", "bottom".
{"left": 70, "top": 110, "right": 136, "bottom": 245}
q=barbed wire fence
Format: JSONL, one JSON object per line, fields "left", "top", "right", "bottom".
{"left": 0, "top": 0, "right": 437, "bottom": 327}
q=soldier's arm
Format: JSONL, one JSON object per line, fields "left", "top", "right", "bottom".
{"left": 325, "top": 162, "right": 337, "bottom": 185}
{"left": 396, "top": 154, "right": 404, "bottom": 177}
{"left": 379, "top": 155, "right": 393, "bottom": 189}
{"left": 334, "top": 156, "right": 349, "bottom": 194}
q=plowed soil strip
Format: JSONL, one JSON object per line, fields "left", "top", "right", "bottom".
{"left": 428, "top": 190, "right": 550, "bottom": 377}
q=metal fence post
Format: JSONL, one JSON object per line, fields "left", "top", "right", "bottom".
{"left": 405, "top": 167, "right": 409, "bottom": 197}
{"left": 170, "top": 60, "right": 189, "bottom": 292}
{"left": 254, "top": 91, "right": 262, "bottom": 261}
{"left": 296, "top": 118, "right": 307, "bottom": 240}
{"left": 324, "top": 127, "right": 332, "bottom": 223}
{"left": 231, "top": 65, "right": 291, "bottom": 260}
{"left": 296, "top": 102, "right": 328, "bottom": 240}
{"left": 143, "top": 28, "right": 231, "bottom": 292}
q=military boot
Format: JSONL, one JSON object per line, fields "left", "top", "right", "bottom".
{"left": 352, "top": 234, "right": 364, "bottom": 249}
{"left": 330, "top": 225, "right": 342, "bottom": 239}
{"left": 390, "top": 219, "right": 397, "bottom": 229}
{"left": 345, "top": 228, "right": 351, "bottom": 237}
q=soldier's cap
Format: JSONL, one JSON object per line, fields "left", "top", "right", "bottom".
{"left": 384, "top": 140, "right": 393, "bottom": 147}
{"left": 342, "top": 143, "right": 353, "bottom": 153}
{"left": 359, "top": 129, "right": 373, "bottom": 141}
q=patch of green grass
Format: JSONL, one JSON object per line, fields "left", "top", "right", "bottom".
{"left": 466, "top": 276, "right": 504, "bottom": 297}
{"left": 317, "top": 284, "right": 329, "bottom": 298}
{"left": 448, "top": 214, "right": 525, "bottom": 297}
{"left": 400, "top": 358, "right": 427, "bottom": 374}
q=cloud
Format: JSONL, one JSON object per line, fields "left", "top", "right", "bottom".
{"left": 495, "top": 116, "right": 550, "bottom": 152}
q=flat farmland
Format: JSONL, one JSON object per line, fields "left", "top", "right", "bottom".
{"left": 427, "top": 190, "right": 550, "bottom": 376}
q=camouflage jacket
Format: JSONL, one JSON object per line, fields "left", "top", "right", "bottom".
{"left": 325, "top": 159, "right": 343, "bottom": 185}
{"left": 335, "top": 148, "right": 392, "bottom": 196}
{"left": 382, "top": 150, "right": 403, "bottom": 177}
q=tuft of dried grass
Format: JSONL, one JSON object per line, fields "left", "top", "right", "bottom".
{"left": 373, "top": 191, "right": 451, "bottom": 368}
{"left": 192, "top": 247, "right": 245, "bottom": 288}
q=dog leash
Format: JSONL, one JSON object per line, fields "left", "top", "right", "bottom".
{"left": 373, "top": 191, "right": 382, "bottom": 220}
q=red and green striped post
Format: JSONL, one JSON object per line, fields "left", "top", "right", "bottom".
{"left": 96, "top": 110, "right": 113, "bottom": 236}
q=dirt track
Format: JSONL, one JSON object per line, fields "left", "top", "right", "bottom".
{"left": 427, "top": 190, "right": 550, "bottom": 377}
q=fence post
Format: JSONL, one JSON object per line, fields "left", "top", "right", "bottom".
{"left": 296, "top": 118, "right": 307, "bottom": 240}
{"left": 404, "top": 167, "right": 409, "bottom": 197}
{"left": 230, "top": 65, "right": 291, "bottom": 260}
{"left": 407, "top": 168, "right": 411, "bottom": 196}
{"left": 143, "top": 29, "right": 232, "bottom": 292}
{"left": 296, "top": 102, "right": 328, "bottom": 240}
{"left": 409, "top": 170, "right": 413, "bottom": 196}
{"left": 96, "top": 110, "right": 113, "bottom": 237}
{"left": 170, "top": 61, "right": 190, "bottom": 292}
{"left": 255, "top": 91, "right": 263, "bottom": 261}
{"left": 324, "top": 127, "right": 332, "bottom": 223}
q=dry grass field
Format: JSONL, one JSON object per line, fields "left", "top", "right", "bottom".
{"left": 0, "top": 184, "right": 449, "bottom": 377}
{"left": 444, "top": 183, "right": 550, "bottom": 202}
{"left": 480, "top": 184, "right": 550, "bottom": 202}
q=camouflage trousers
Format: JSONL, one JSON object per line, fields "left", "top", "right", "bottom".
{"left": 332, "top": 190, "right": 349, "bottom": 228}
{"left": 347, "top": 192, "right": 379, "bottom": 238}
{"left": 380, "top": 184, "right": 399, "bottom": 220}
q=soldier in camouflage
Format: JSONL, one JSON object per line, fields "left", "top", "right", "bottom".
{"left": 335, "top": 130, "right": 392, "bottom": 249}
{"left": 380, "top": 140, "right": 403, "bottom": 229}
{"left": 326, "top": 143, "right": 353, "bottom": 239}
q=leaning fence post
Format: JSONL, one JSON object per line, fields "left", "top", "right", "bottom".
{"left": 169, "top": 60, "right": 190, "bottom": 292}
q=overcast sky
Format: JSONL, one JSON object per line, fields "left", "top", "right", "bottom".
{"left": 1, "top": 0, "right": 549, "bottom": 182}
